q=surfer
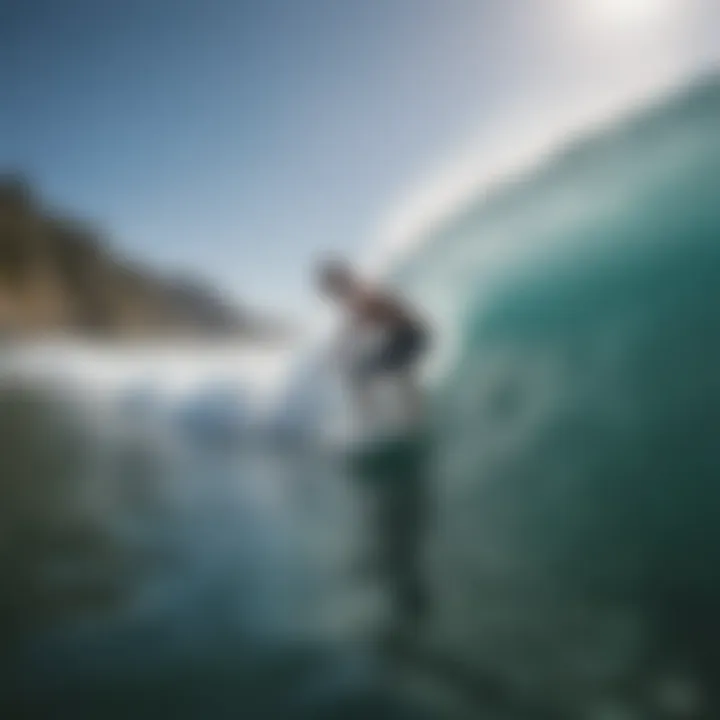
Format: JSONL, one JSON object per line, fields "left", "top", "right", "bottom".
{"left": 317, "top": 258, "right": 433, "bottom": 637}
{"left": 317, "top": 258, "right": 430, "bottom": 430}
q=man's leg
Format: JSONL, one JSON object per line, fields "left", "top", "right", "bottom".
{"left": 398, "top": 371, "right": 424, "bottom": 424}
{"left": 349, "top": 372, "right": 375, "bottom": 435}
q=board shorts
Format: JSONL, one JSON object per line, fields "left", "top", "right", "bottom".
{"left": 353, "top": 322, "right": 429, "bottom": 380}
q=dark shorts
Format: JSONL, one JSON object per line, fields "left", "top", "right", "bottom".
{"left": 355, "top": 322, "right": 429, "bottom": 379}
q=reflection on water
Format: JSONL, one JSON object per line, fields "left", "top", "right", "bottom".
{"left": 0, "top": 383, "right": 128, "bottom": 646}
{"left": 0, "top": 376, "right": 429, "bottom": 720}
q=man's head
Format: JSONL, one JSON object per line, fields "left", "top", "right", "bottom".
{"left": 317, "top": 258, "right": 357, "bottom": 300}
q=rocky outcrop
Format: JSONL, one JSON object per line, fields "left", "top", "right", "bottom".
{"left": 0, "top": 177, "right": 274, "bottom": 339}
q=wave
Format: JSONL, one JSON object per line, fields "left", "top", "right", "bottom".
{"left": 379, "top": 72, "right": 720, "bottom": 712}
{"left": 390, "top": 72, "right": 720, "bottom": 370}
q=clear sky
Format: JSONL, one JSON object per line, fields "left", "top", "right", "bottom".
{"left": 1, "top": 0, "right": 719, "bottom": 320}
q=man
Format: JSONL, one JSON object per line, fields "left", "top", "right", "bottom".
{"left": 317, "top": 258, "right": 430, "bottom": 430}
{"left": 318, "top": 257, "right": 432, "bottom": 633}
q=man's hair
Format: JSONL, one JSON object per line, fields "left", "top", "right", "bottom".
{"left": 317, "top": 257, "right": 354, "bottom": 291}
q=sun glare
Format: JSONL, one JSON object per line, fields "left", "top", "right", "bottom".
{"left": 585, "top": 0, "right": 676, "bottom": 27}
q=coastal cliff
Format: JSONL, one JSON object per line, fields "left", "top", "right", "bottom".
{"left": 0, "top": 177, "right": 274, "bottom": 339}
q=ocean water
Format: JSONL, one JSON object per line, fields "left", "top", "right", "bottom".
{"left": 395, "top": 73, "right": 720, "bottom": 717}
{"left": 0, "top": 349, "right": 419, "bottom": 719}
{"left": 3, "top": 74, "right": 720, "bottom": 719}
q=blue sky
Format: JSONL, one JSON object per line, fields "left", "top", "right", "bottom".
{"left": 1, "top": 0, "right": 718, "bottom": 319}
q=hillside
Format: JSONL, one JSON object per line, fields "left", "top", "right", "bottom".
{"left": 0, "top": 177, "right": 276, "bottom": 339}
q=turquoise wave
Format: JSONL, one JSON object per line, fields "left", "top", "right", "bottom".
{"left": 385, "top": 73, "right": 720, "bottom": 712}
